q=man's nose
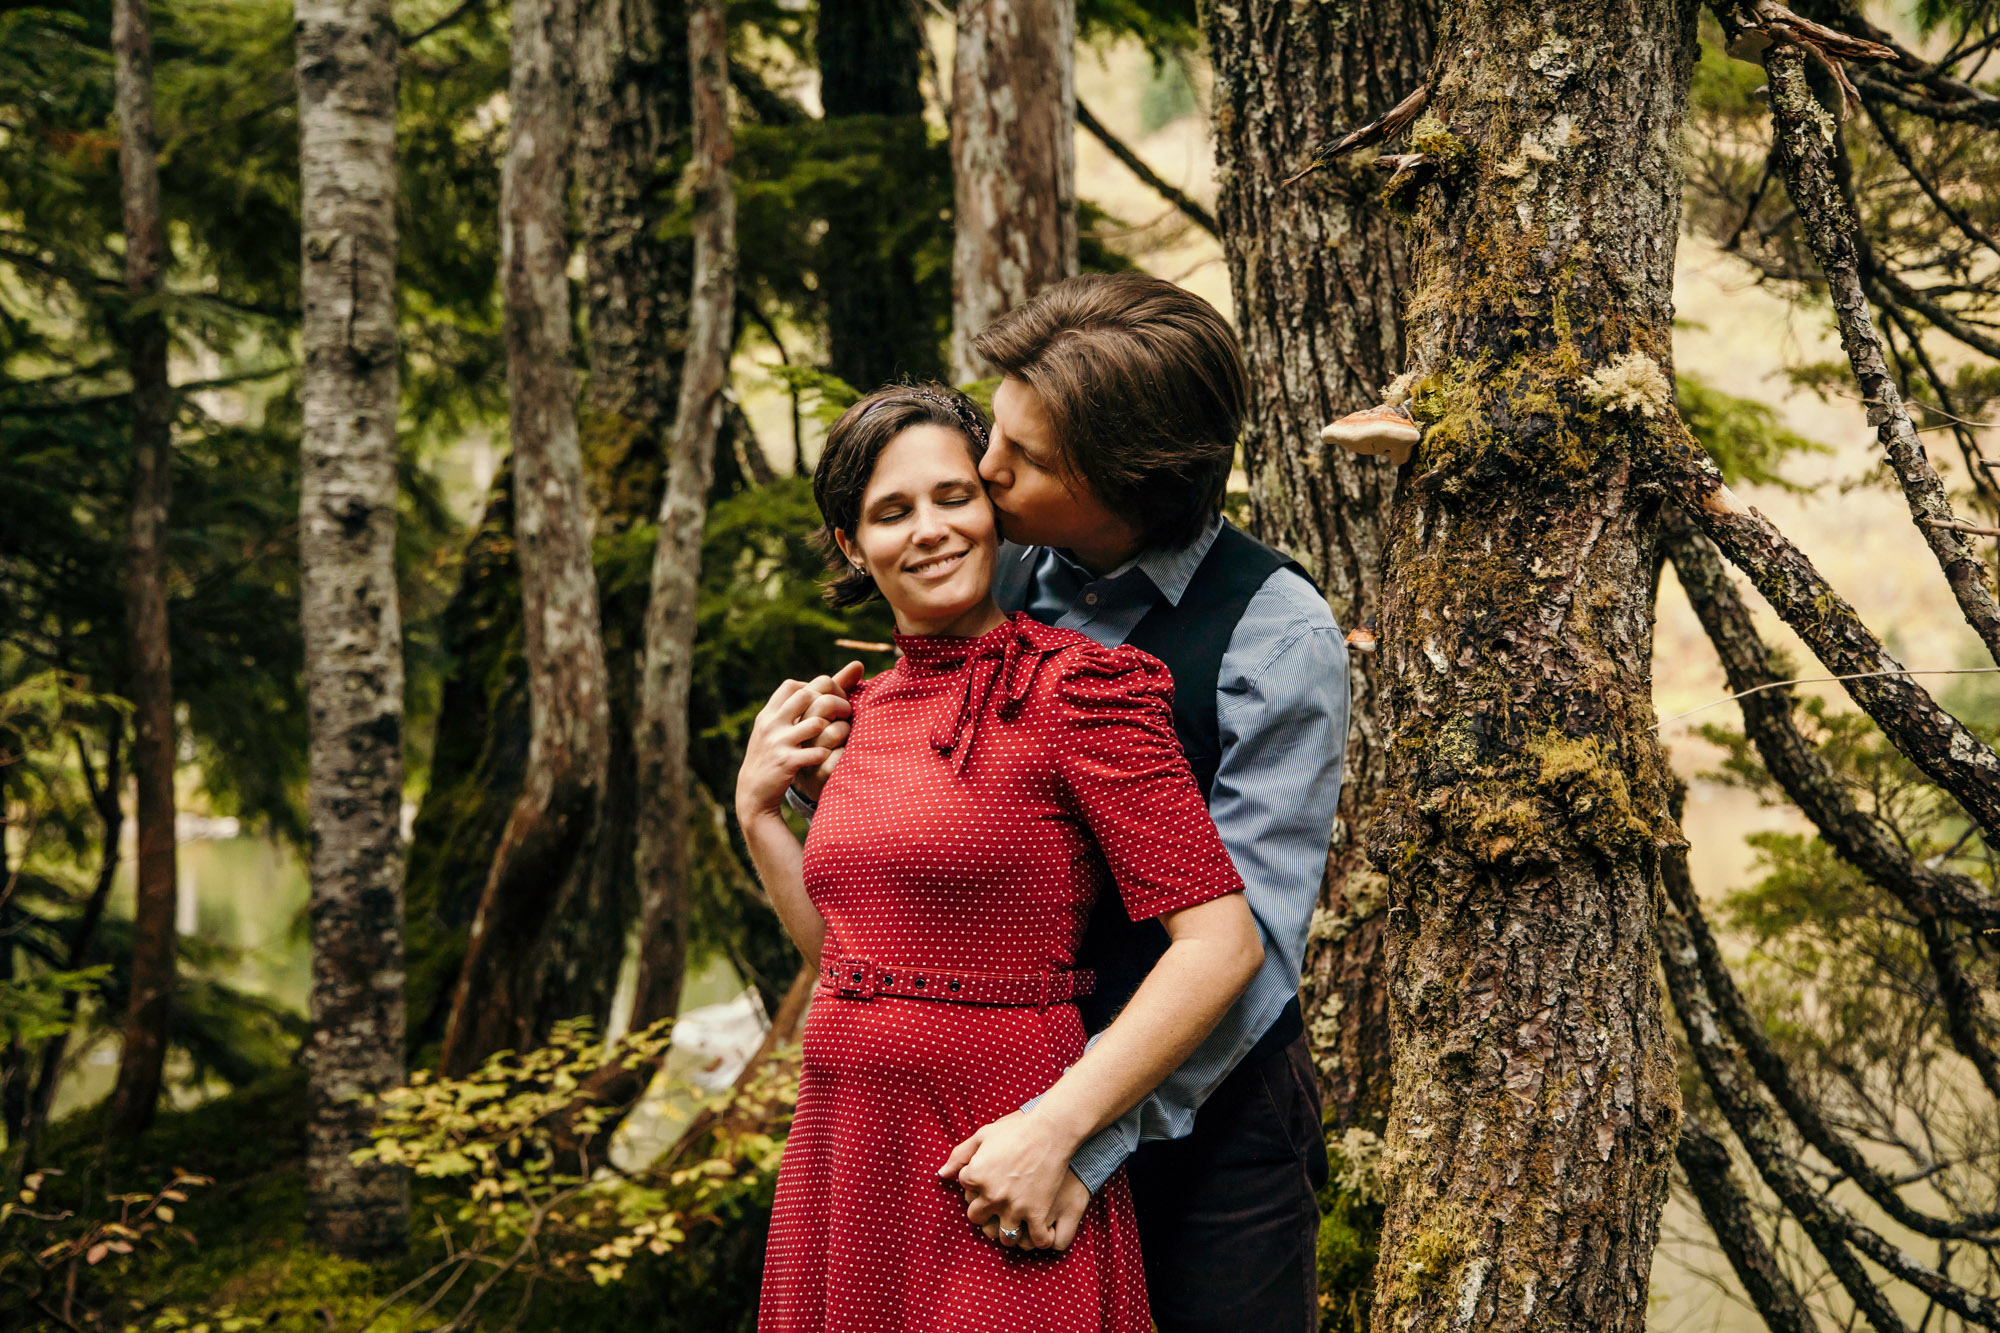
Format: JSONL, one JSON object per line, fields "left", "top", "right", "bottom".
{"left": 978, "top": 440, "right": 1007, "bottom": 485}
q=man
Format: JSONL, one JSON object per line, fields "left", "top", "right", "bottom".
{"left": 793, "top": 273, "right": 1348, "bottom": 1331}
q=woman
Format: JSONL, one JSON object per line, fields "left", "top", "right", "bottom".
{"left": 736, "top": 384, "right": 1261, "bottom": 1332}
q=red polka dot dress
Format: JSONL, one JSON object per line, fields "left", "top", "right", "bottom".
{"left": 758, "top": 612, "right": 1245, "bottom": 1333}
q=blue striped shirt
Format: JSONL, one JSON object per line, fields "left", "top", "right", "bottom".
{"left": 1005, "top": 517, "right": 1349, "bottom": 1191}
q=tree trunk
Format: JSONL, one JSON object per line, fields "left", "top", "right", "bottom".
{"left": 1205, "top": 0, "right": 1435, "bottom": 1139}
{"left": 295, "top": 0, "right": 410, "bottom": 1257}
{"left": 948, "top": 0, "right": 1076, "bottom": 382}
{"left": 628, "top": 0, "right": 734, "bottom": 1049}
{"left": 818, "top": 0, "right": 941, "bottom": 389}
{"left": 405, "top": 0, "right": 693, "bottom": 1058}
{"left": 1367, "top": 2, "right": 1694, "bottom": 1328}
{"left": 440, "top": 0, "right": 615, "bottom": 1076}
{"left": 105, "top": 0, "right": 177, "bottom": 1142}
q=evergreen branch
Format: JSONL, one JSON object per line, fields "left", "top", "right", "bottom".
{"left": 1075, "top": 100, "right": 1218, "bottom": 238}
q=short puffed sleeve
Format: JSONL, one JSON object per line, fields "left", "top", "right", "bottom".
{"left": 1054, "top": 643, "right": 1245, "bottom": 921}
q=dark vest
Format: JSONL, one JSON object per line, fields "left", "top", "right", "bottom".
{"left": 1066, "top": 524, "right": 1312, "bottom": 1056}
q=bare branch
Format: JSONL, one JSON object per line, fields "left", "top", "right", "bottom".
{"left": 1662, "top": 861, "right": 2000, "bottom": 1331}
{"left": 1076, "top": 100, "right": 1218, "bottom": 238}
{"left": 1752, "top": 41, "right": 2000, "bottom": 664}
{"left": 1677, "top": 1117, "right": 1827, "bottom": 1333}
{"left": 1663, "top": 514, "right": 2000, "bottom": 934}
{"left": 1647, "top": 430, "right": 2000, "bottom": 854}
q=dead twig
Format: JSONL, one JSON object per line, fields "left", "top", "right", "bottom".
{"left": 1282, "top": 85, "right": 1429, "bottom": 187}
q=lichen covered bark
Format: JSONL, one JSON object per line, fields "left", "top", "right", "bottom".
{"left": 296, "top": 0, "right": 409, "bottom": 1256}
{"left": 1368, "top": 3, "right": 1694, "bottom": 1327}
{"left": 1206, "top": 0, "right": 1436, "bottom": 1136}
{"left": 949, "top": 0, "right": 1077, "bottom": 381}
{"left": 440, "top": 0, "right": 615, "bottom": 1076}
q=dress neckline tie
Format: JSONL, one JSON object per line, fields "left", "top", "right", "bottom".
{"left": 893, "top": 614, "right": 1057, "bottom": 774}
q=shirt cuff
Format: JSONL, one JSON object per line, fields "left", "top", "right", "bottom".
{"left": 1069, "top": 1116, "right": 1141, "bottom": 1194}
{"left": 783, "top": 785, "right": 818, "bottom": 819}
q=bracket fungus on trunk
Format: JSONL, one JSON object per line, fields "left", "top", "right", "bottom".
{"left": 1322, "top": 401, "right": 1421, "bottom": 466}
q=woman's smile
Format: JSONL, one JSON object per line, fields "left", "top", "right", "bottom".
{"left": 906, "top": 549, "right": 968, "bottom": 578}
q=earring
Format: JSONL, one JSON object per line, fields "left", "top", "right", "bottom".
{"left": 851, "top": 559, "right": 866, "bottom": 572}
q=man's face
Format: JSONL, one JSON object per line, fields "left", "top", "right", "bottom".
{"left": 979, "top": 376, "right": 1138, "bottom": 568}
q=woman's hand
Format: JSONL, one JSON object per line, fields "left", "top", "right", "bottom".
{"left": 942, "top": 1118, "right": 1094, "bottom": 1251}
{"left": 940, "top": 1108, "right": 1088, "bottom": 1250}
{"left": 735, "top": 667, "right": 859, "bottom": 822}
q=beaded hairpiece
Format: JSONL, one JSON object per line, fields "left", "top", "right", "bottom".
{"left": 872, "top": 383, "right": 989, "bottom": 450}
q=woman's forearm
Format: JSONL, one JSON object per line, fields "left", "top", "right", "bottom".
{"left": 1030, "top": 900, "right": 1261, "bottom": 1151}
{"left": 738, "top": 807, "right": 826, "bottom": 967}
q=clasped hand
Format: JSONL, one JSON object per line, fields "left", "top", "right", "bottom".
{"left": 938, "top": 1110, "right": 1093, "bottom": 1252}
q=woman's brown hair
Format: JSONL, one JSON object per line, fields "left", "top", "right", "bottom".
{"left": 812, "top": 384, "right": 991, "bottom": 608}
{"left": 971, "top": 273, "right": 1245, "bottom": 550}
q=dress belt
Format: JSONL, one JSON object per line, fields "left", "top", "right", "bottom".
{"left": 816, "top": 956, "right": 1095, "bottom": 1009}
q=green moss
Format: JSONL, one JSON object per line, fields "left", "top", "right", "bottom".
{"left": 1408, "top": 113, "right": 1471, "bottom": 175}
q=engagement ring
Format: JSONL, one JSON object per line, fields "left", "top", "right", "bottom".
{"left": 998, "top": 1225, "right": 1021, "bottom": 1242}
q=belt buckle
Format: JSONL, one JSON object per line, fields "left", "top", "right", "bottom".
{"left": 837, "top": 958, "right": 878, "bottom": 1000}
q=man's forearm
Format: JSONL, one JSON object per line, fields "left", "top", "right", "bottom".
{"left": 1030, "top": 910, "right": 1260, "bottom": 1155}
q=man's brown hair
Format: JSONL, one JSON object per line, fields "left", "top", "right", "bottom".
{"left": 972, "top": 273, "right": 1245, "bottom": 550}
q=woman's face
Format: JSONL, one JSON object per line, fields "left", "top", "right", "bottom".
{"left": 836, "top": 423, "right": 1001, "bottom": 637}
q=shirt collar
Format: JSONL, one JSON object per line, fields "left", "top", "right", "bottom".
{"left": 1031, "top": 514, "right": 1224, "bottom": 609}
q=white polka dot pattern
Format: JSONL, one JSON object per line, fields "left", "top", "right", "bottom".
{"left": 758, "top": 613, "right": 1245, "bottom": 1331}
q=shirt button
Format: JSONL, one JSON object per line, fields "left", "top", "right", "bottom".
{"left": 1084, "top": 593, "right": 1099, "bottom": 606}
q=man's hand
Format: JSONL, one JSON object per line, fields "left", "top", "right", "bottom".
{"left": 938, "top": 1109, "right": 1086, "bottom": 1250}
{"left": 788, "top": 661, "right": 864, "bottom": 804}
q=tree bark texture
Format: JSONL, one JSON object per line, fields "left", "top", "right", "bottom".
{"left": 949, "top": 0, "right": 1076, "bottom": 382}
{"left": 1205, "top": 0, "right": 1435, "bottom": 1136}
{"left": 405, "top": 0, "right": 693, "bottom": 1055}
{"left": 1753, "top": 36, "right": 2000, "bottom": 664}
{"left": 106, "top": 0, "right": 178, "bottom": 1142}
{"left": 578, "top": 0, "right": 688, "bottom": 519}
{"left": 440, "top": 0, "right": 615, "bottom": 1076}
{"left": 622, "top": 0, "right": 735, "bottom": 1093}
{"left": 1368, "top": 3, "right": 1695, "bottom": 1327}
{"left": 296, "top": 0, "right": 411, "bottom": 1257}
{"left": 817, "top": 0, "right": 941, "bottom": 389}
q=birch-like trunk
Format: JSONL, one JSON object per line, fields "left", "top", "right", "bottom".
{"left": 1368, "top": 2, "right": 1693, "bottom": 1327}
{"left": 1206, "top": 0, "right": 1435, "bottom": 1138}
{"left": 105, "top": 0, "right": 177, "bottom": 1142}
{"left": 629, "top": 0, "right": 734, "bottom": 1051}
{"left": 440, "top": 0, "right": 614, "bottom": 1076}
{"left": 296, "top": 0, "right": 409, "bottom": 1256}
{"left": 949, "top": 0, "right": 1076, "bottom": 382}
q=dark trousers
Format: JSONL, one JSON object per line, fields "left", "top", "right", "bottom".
{"left": 1124, "top": 1032, "right": 1329, "bottom": 1333}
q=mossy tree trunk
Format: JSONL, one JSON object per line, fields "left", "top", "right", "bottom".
{"left": 949, "top": 0, "right": 1076, "bottom": 381}
{"left": 817, "top": 0, "right": 941, "bottom": 388}
{"left": 295, "top": 0, "right": 410, "bottom": 1256}
{"left": 439, "top": 0, "right": 615, "bottom": 1076}
{"left": 105, "top": 0, "right": 177, "bottom": 1142}
{"left": 1367, "top": 2, "right": 1693, "bottom": 1328}
{"left": 1206, "top": 0, "right": 1435, "bottom": 1144}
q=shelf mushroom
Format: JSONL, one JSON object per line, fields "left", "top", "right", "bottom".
{"left": 1321, "top": 401, "right": 1421, "bottom": 466}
